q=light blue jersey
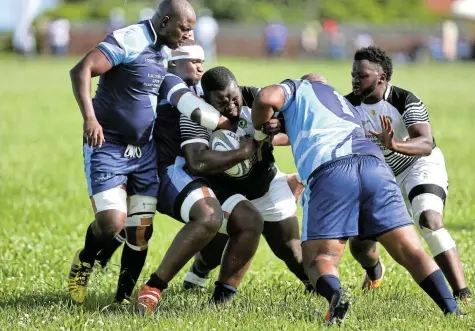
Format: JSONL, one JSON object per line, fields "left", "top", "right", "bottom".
{"left": 278, "top": 79, "right": 383, "bottom": 182}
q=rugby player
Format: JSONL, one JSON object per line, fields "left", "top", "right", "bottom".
{"left": 179, "top": 66, "right": 310, "bottom": 292}
{"left": 68, "top": 0, "right": 224, "bottom": 305}
{"left": 135, "top": 44, "right": 264, "bottom": 314}
{"left": 345, "top": 46, "right": 471, "bottom": 301}
{"left": 251, "top": 76, "right": 463, "bottom": 324}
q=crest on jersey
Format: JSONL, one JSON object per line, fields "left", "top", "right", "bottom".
{"left": 370, "top": 109, "right": 376, "bottom": 116}
{"left": 238, "top": 118, "right": 247, "bottom": 129}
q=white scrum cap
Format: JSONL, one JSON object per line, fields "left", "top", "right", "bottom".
{"left": 169, "top": 43, "right": 205, "bottom": 61}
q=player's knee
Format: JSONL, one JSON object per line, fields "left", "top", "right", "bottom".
{"left": 94, "top": 212, "right": 126, "bottom": 241}
{"left": 227, "top": 201, "right": 264, "bottom": 236}
{"left": 190, "top": 197, "right": 223, "bottom": 234}
{"left": 419, "top": 210, "right": 444, "bottom": 231}
{"left": 412, "top": 193, "right": 455, "bottom": 256}
{"left": 123, "top": 195, "right": 156, "bottom": 250}
{"left": 349, "top": 237, "right": 376, "bottom": 258}
{"left": 125, "top": 224, "right": 153, "bottom": 251}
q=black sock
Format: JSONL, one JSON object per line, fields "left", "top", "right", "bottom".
{"left": 212, "top": 281, "right": 237, "bottom": 303}
{"left": 419, "top": 270, "right": 459, "bottom": 314}
{"left": 453, "top": 287, "right": 471, "bottom": 300}
{"left": 315, "top": 275, "right": 341, "bottom": 304}
{"left": 303, "top": 280, "right": 315, "bottom": 293}
{"left": 192, "top": 259, "right": 211, "bottom": 278}
{"left": 146, "top": 272, "right": 169, "bottom": 291}
{"left": 96, "top": 230, "right": 125, "bottom": 267}
{"left": 79, "top": 222, "right": 104, "bottom": 265}
{"left": 363, "top": 259, "right": 383, "bottom": 281}
{"left": 115, "top": 244, "right": 148, "bottom": 302}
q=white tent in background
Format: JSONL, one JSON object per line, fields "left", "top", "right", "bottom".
{"left": 452, "top": 0, "right": 475, "bottom": 20}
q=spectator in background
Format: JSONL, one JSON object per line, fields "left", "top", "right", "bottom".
{"left": 194, "top": 8, "right": 219, "bottom": 64}
{"left": 47, "top": 16, "right": 70, "bottom": 56}
{"left": 107, "top": 8, "right": 126, "bottom": 33}
{"left": 139, "top": 7, "right": 156, "bottom": 21}
{"left": 301, "top": 20, "right": 321, "bottom": 57}
{"left": 265, "top": 19, "right": 287, "bottom": 57}
{"left": 442, "top": 20, "right": 459, "bottom": 62}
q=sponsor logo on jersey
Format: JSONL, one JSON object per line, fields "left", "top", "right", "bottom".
{"left": 238, "top": 118, "right": 247, "bottom": 129}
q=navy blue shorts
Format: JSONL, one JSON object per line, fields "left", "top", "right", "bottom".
{"left": 157, "top": 157, "right": 210, "bottom": 222}
{"left": 83, "top": 140, "right": 159, "bottom": 197}
{"left": 301, "top": 155, "right": 412, "bottom": 242}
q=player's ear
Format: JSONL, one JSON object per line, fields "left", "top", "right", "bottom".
{"left": 379, "top": 72, "right": 387, "bottom": 84}
{"left": 168, "top": 60, "right": 177, "bottom": 68}
{"left": 161, "top": 16, "right": 170, "bottom": 28}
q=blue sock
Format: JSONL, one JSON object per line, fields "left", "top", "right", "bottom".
{"left": 419, "top": 270, "right": 459, "bottom": 314}
{"left": 316, "top": 275, "right": 341, "bottom": 304}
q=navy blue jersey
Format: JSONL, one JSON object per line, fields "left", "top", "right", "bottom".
{"left": 154, "top": 74, "right": 200, "bottom": 173}
{"left": 92, "top": 20, "right": 168, "bottom": 146}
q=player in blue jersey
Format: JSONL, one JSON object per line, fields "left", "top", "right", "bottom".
{"left": 251, "top": 77, "right": 462, "bottom": 324}
{"left": 135, "top": 43, "right": 264, "bottom": 314}
{"left": 68, "top": 0, "right": 223, "bottom": 305}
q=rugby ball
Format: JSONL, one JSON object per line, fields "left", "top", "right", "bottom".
{"left": 210, "top": 129, "right": 251, "bottom": 177}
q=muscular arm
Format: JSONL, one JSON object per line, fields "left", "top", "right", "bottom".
{"left": 391, "top": 123, "right": 433, "bottom": 156}
{"left": 182, "top": 142, "right": 254, "bottom": 175}
{"left": 252, "top": 85, "right": 286, "bottom": 131}
{"left": 70, "top": 48, "right": 112, "bottom": 121}
{"left": 168, "top": 89, "right": 222, "bottom": 130}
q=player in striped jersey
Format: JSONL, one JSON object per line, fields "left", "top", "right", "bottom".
{"left": 179, "top": 67, "right": 310, "bottom": 292}
{"left": 136, "top": 42, "right": 264, "bottom": 314}
{"left": 346, "top": 46, "right": 471, "bottom": 301}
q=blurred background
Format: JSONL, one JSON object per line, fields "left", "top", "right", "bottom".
{"left": 2, "top": 0, "right": 475, "bottom": 63}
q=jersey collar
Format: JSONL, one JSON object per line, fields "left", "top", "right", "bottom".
{"left": 383, "top": 83, "right": 392, "bottom": 101}
{"left": 148, "top": 19, "right": 158, "bottom": 44}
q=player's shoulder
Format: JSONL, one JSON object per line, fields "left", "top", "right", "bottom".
{"left": 386, "top": 84, "right": 423, "bottom": 114}
{"left": 240, "top": 86, "right": 260, "bottom": 107}
{"left": 344, "top": 92, "right": 362, "bottom": 107}
{"left": 110, "top": 20, "right": 156, "bottom": 53}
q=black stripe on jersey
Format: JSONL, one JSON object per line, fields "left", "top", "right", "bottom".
{"left": 385, "top": 151, "right": 418, "bottom": 176}
{"left": 180, "top": 114, "right": 210, "bottom": 144}
{"left": 408, "top": 184, "right": 447, "bottom": 205}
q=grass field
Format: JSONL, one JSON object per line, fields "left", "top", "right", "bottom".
{"left": 1, "top": 54, "right": 475, "bottom": 330}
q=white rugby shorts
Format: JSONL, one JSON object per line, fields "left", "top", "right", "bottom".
{"left": 250, "top": 171, "right": 297, "bottom": 222}
{"left": 396, "top": 147, "right": 448, "bottom": 213}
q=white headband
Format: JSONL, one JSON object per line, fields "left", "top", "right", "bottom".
{"left": 169, "top": 45, "right": 205, "bottom": 61}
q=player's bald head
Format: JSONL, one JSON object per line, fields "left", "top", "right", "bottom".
{"left": 156, "top": 0, "right": 195, "bottom": 21}
{"left": 152, "top": 0, "right": 196, "bottom": 49}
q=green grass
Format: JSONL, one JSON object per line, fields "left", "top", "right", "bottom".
{"left": 1, "top": 55, "right": 475, "bottom": 330}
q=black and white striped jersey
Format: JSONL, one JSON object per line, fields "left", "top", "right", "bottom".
{"left": 345, "top": 84, "right": 435, "bottom": 176}
{"left": 180, "top": 86, "right": 277, "bottom": 200}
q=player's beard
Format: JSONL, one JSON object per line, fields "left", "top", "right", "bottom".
{"left": 360, "top": 79, "right": 378, "bottom": 101}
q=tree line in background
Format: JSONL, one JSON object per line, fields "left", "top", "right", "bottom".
{"left": 55, "top": 0, "right": 441, "bottom": 23}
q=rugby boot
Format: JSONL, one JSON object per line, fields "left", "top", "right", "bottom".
{"left": 136, "top": 284, "right": 161, "bottom": 315}
{"left": 68, "top": 249, "right": 93, "bottom": 304}
{"left": 324, "top": 289, "right": 351, "bottom": 325}
{"left": 362, "top": 260, "right": 386, "bottom": 290}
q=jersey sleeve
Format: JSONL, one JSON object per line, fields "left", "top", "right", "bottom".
{"left": 240, "top": 86, "right": 260, "bottom": 107}
{"left": 402, "top": 92, "right": 430, "bottom": 128}
{"left": 277, "top": 79, "right": 297, "bottom": 112}
{"left": 159, "top": 74, "right": 191, "bottom": 104}
{"left": 96, "top": 24, "right": 151, "bottom": 66}
{"left": 180, "top": 114, "right": 211, "bottom": 148}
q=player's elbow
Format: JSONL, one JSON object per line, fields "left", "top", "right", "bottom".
{"left": 420, "top": 139, "right": 433, "bottom": 156}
